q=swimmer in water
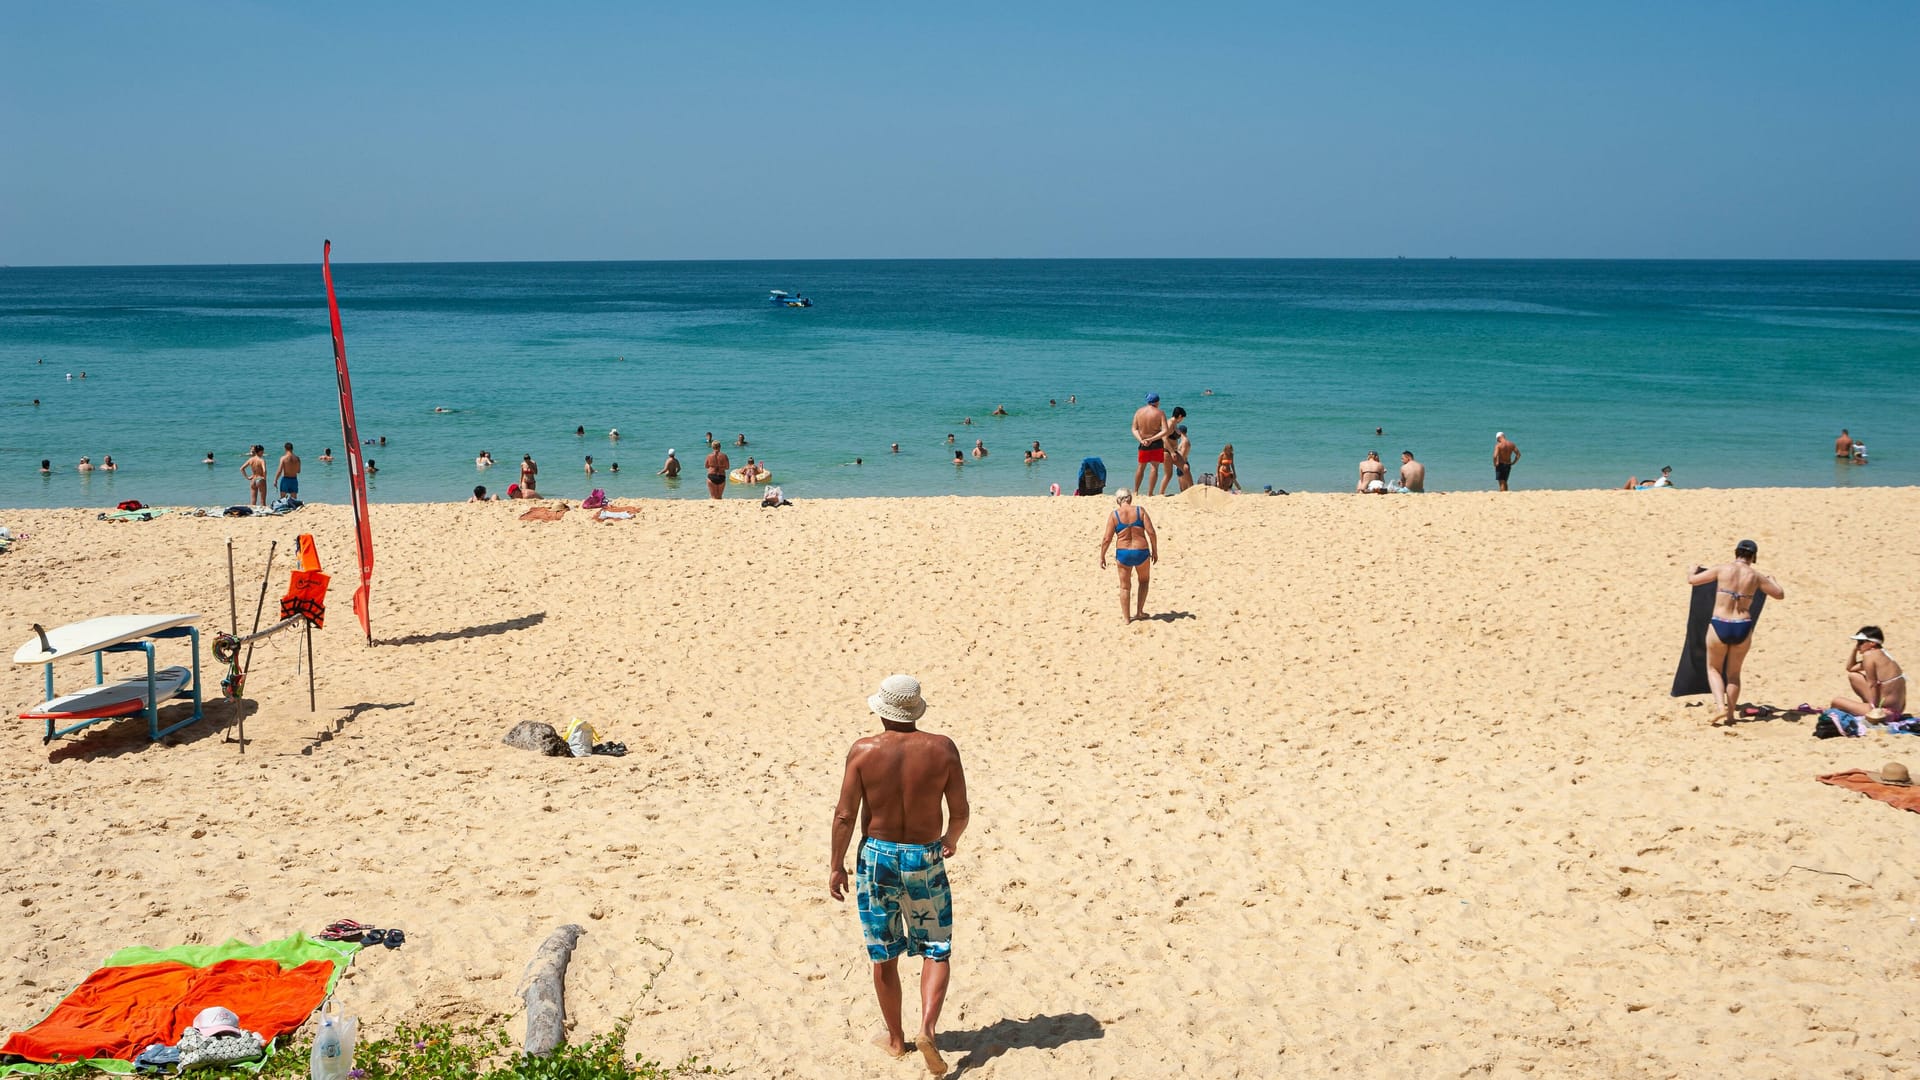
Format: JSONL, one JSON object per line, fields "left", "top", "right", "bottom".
{"left": 891, "top": 443, "right": 900, "bottom": 454}
{"left": 204, "top": 452, "right": 216, "bottom": 465}
{"left": 953, "top": 450, "right": 965, "bottom": 466}
{"left": 320, "top": 448, "right": 334, "bottom": 462}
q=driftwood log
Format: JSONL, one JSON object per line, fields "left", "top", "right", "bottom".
{"left": 522, "top": 924, "right": 584, "bottom": 1056}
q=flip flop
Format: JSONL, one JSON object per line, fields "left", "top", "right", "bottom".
{"left": 325, "top": 919, "right": 372, "bottom": 933}
{"left": 361, "top": 929, "right": 388, "bottom": 945}
{"left": 383, "top": 929, "right": 405, "bottom": 949}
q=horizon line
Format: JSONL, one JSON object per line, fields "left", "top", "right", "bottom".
{"left": 7, "top": 255, "right": 1920, "bottom": 271}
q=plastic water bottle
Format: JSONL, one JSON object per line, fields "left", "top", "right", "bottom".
{"left": 310, "top": 1009, "right": 356, "bottom": 1080}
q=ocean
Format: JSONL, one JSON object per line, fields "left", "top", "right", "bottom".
{"left": 3, "top": 259, "right": 1917, "bottom": 508}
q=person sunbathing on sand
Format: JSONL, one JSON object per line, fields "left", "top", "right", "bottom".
{"left": 1624, "top": 466, "right": 1673, "bottom": 489}
{"left": 1687, "top": 539, "right": 1785, "bottom": 726}
{"left": 1357, "top": 450, "right": 1387, "bottom": 493}
{"left": 1835, "top": 626, "right": 1905, "bottom": 720}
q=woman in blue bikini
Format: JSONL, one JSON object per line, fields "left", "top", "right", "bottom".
{"left": 1688, "top": 539, "right": 1786, "bottom": 726}
{"left": 1099, "top": 489, "right": 1159, "bottom": 624}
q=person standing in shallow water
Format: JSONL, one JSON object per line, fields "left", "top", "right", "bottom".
{"left": 830, "top": 674, "right": 969, "bottom": 1076}
{"left": 705, "top": 442, "right": 729, "bottom": 499}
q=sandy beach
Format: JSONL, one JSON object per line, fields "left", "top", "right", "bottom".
{"left": 2, "top": 488, "right": 1917, "bottom": 1077}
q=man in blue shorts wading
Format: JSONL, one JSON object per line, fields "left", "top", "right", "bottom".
{"left": 829, "top": 674, "right": 971, "bottom": 1075}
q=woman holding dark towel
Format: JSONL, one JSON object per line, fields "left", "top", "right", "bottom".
{"left": 1687, "top": 540, "right": 1785, "bottom": 727}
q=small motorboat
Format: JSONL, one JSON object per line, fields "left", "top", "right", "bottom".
{"left": 769, "top": 290, "right": 813, "bottom": 308}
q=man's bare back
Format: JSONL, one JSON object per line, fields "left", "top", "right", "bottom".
{"left": 843, "top": 730, "right": 964, "bottom": 845}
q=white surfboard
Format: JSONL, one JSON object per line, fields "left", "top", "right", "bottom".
{"left": 12, "top": 614, "right": 200, "bottom": 666}
{"left": 20, "top": 666, "right": 193, "bottom": 720}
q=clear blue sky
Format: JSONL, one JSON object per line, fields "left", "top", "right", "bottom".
{"left": 4, "top": 2, "right": 1915, "bottom": 264}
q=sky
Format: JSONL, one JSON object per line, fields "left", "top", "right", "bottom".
{"left": 3, "top": 2, "right": 1916, "bottom": 264}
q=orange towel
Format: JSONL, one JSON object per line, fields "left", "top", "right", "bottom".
{"left": 1817, "top": 770, "right": 1920, "bottom": 814}
{"left": 519, "top": 506, "right": 568, "bottom": 522}
{"left": 0, "top": 958, "right": 335, "bottom": 1063}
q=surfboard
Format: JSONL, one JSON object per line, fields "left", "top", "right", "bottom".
{"left": 1671, "top": 583, "right": 1767, "bottom": 696}
{"left": 12, "top": 614, "right": 200, "bottom": 665}
{"left": 20, "top": 666, "right": 192, "bottom": 720}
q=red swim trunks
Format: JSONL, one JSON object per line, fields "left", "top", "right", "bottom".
{"left": 1138, "top": 446, "right": 1165, "bottom": 464}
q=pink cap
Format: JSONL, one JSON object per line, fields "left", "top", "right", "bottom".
{"left": 189, "top": 1006, "right": 244, "bottom": 1038}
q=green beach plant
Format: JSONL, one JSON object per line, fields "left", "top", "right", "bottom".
{"left": 245, "top": 1019, "right": 724, "bottom": 1080}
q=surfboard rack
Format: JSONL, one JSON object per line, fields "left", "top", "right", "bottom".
{"left": 15, "top": 616, "right": 205, "bottom": 745}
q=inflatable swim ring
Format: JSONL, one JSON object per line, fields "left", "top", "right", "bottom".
{"left": 729, "top": 467, "right": 772, "bottom": 485}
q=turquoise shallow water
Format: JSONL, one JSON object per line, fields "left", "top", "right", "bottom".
{"left": 2, "top": 259, "right": 1917, "bottom": 508}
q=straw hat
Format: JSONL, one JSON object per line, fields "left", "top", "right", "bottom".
{"left": 1872, "top": 762, "right": 1912, "bottom": 786}
{"left": 868, "top": 674, "right": 927, "bottom": 724}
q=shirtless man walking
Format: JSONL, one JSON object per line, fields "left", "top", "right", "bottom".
{"left": 272, "top": 443, "right": 301, "bottom": 501}
{"left": 705, "top": 441, "right": 730, "bottom": 500}
{"left": 1493, "top": 432, "right": 1522, "bottom": 492}
{"left": 830, "top": 674, "right": 969, "bottom": 1076}
{"left": 1131, "top": 393, "right": 1170, "bottom": 495}
{"left": 241, "top": 445, "right": 268, "bottom": 507}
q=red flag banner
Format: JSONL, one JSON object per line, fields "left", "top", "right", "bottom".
{"left": 322, "top": 241, "right": 374, "bottom": 644}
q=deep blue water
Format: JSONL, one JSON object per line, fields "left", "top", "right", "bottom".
{"left": 2, "top": 259, "right": 1917, "bottom": 507}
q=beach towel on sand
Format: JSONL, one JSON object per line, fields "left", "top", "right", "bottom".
{"left": 518, "top": 506, "right": 568, "bottom": 522}
{"left": 1670, "top": 582, "right": 1767, "bottom": 697}
{"left": 1817, "top": 770, "right": 1920, "bottom": 815}
{"left": 0, "top": 935, "right": 355, "bottom": 1074}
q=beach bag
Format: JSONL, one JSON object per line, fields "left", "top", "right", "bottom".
{"left": 1814, "top": 709, "right": 1862, "bottom": 739}
{"left": 566, "top": 717, "right": 600, "bottom": 758}
{"left": 117, "top": 500, "right": 145, "bottom": 512}
{"left": 581, "top": 488, "right": 607, "bottom": 509}
{"left": 177, "top": 1028, "right": 266, "bottom": 1071}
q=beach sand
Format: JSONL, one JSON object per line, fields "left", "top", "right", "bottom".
{"left": 2, "top": 490, "right": 1917, "bottom": 1077}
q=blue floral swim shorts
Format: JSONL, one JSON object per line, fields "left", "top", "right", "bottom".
{"left": 855, "top": 837, "right": 952, "bottom": 962}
